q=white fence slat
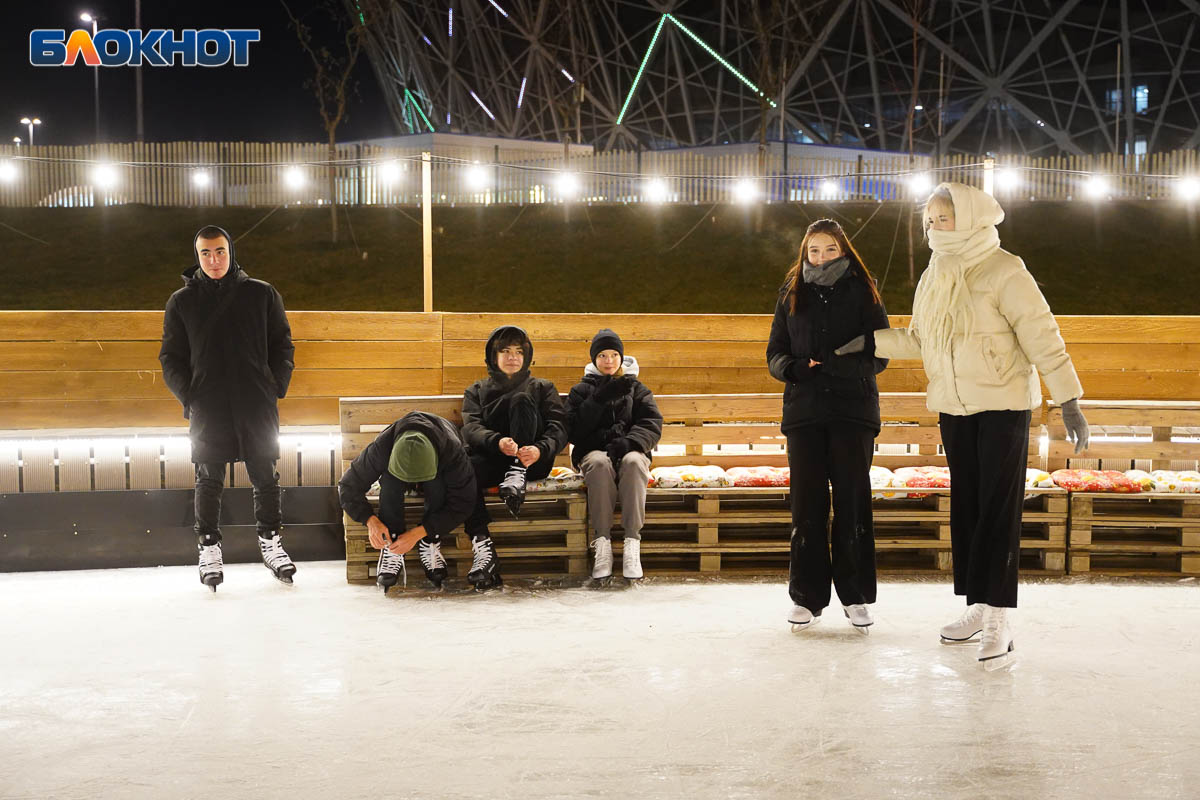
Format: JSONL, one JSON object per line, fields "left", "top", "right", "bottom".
{"left": 21, "top": 443, "right": 57, "bottom": 492}
{"left": 128, "top": 440, "right": 163, "bottom": 490}
{"left": 57, "top": 441, "right": 92, "bottom": 492}
{"left": 93, "top": 440, "right": 128, "bottom": 490}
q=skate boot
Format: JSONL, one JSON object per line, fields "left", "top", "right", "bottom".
{"left": 467, "top": 536, "right": 503, "bottom": 591}
{"left": 978, "top": 605, "right": 1015, "bottom": 670}
{"left": 498, "top": 462, "right": 528, "bottom": 517}
{"left": 591, "top": 536, "right": 613, "bottom": 580}
{"left": 621, "top": 538, "right": 643, "bottom": 580}
{"left": 198, "top": 542, "right": 224, "bottom": 592}
{"left": 940, "top": 603, "right": 986, "bottom": 644}
{"left": 417, "top": 537, "right": 449, "bottom": 589}
{"left": 258, "top": 532, "right": 297, "bottom": 585}
{"left": 376, "top": 545, "right": 406, "bottom": 594}
{"left": 788, "top": 605, "right": 821, "bottom": 631}
{"left": 843, "top": 604, "right": 874, "bottom": 633}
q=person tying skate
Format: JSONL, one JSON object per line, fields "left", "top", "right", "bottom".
{"left": 339, "top": 411, "right": 477, "bottom": 593}
{"left": 159, "top": 225, "right": 296, "bottom": 591}
{"left": 459, "top": 325, "right": 568, "bottom": 590}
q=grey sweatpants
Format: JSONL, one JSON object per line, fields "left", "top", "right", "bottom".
{"left": 578, "top": 449, "right": 651, "bottom": 541}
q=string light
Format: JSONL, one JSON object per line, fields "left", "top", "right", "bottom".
{"left": 191, "top": 170, "right": 211, "bottom": 188}
{"left": 644, "top": 178, "right": 669, "bottom": 203}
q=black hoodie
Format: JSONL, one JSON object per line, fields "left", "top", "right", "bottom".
{"left": 158, "top": 226, "right": 295, "bottom": 463}
{"left": 459, "top": 325, "right": 568, "bottom": 459}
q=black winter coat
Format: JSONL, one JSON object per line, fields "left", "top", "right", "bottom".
{"left": 766, "top": 270, "right": 890, "bottom": 434}
{"left": 565, "top": 370, "right": 663, "bottom": 468}
{"left": 158, "top": 227, "right": 294, "bottom": 463}
{"left": 460, "top": 325, "right": 569, "bottom": 459}
{"left": 338, "top": 412, "right": 476, "bottom": 540}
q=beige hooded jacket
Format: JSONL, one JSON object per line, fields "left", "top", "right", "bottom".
{"left": 874, "top": 182, "right": 1082, "bottom": 416}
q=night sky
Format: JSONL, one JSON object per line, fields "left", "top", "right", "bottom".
{"left": 1, "top": 0, "right": 396, "bottom": 147}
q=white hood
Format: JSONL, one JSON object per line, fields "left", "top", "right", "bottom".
{"left": 584, "top": 355, "right": 640, "bottom": 378}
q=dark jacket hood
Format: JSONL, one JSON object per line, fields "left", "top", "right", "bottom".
{"left": 484, "top": 325, "right": 534, "bottom": 383}
{"left": 182, "top": 225, "right": 243, "bottom": 287}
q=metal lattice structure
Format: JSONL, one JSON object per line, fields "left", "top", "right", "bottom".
{"left": 354, "top": 0, "right": 1200, "bottom": 156}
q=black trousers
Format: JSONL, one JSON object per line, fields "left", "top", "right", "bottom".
{"left": 939, "top": 409, "right": 1031, "bottom": 609}
{"left": 786, "top": 422, "right": 877, "bottom": 612}
{"left": 463, "top": 391, "right": 555, "bottom": 539}
{"left": 377, "top": 473, "right": 446, "bottom": 541}
{"left": 194, "top": 460, "right": 281, "bottom": 546}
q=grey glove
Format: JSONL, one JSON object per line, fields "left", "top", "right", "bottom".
{"left": 834, "top": 334, "right": 866, "bottom": 356}
{"left": 1061, "top": 398, "right": 1090, "bottom": 454}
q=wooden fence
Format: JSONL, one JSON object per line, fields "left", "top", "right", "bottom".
{"left": 1, "top": 141, "right": 1197, "bottom": 208}
{"left": 1, "top": 311, "right": 1198, "bottom": 432}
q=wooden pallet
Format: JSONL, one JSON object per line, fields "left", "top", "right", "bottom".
{"left": 1067, "top": 492, "right": 1200, "bottom": 575}
{"left": 344, "top": 490, "right": 588, "bottom": 585}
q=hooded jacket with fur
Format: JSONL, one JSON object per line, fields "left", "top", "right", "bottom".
{"left": 873, "top": 183, "right": 1082, "bottom": 416}
{"left": 460, "top": 325, "right": 569, "bottom": 459}
{"left": 565, "top": 356, "right": 663, "bottom": 468}
{"left": 158, "top": 226, "right": 294, "bottom": 462}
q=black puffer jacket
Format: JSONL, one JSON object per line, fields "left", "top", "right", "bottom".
{"left": 460, "top": 325, "right": 569, "bottom": 459}
{"left": 766, "top": 268, "right": 890, "bottom": 434}
{"left": 338, "top": 412, "right": 476, "bottom": 539}
{"left": 158, "top": 226, "right": 294, "bottom": 463}
{"left": 565, "top": 357, "right": 663, "bottom": 468}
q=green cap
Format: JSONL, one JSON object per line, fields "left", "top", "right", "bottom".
{"left": 388, "top": 431, "right": 438, "bottom": 483}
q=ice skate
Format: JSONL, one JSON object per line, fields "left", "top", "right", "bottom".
{"left": 940, "top": 603, "right": 986, "bottom": 644}
{"left": 258, "top": 532, "right": 296, "bottom": 585}
{"left": 417, "top": 537, "right": 449, "bottom": 589}
{"left": 498, "top": 462, "right": 527, "bottom": 517}
{"left": 467, "top": 536, "right": 503, "bottom": 591}
{"left": 843, "top": 604, "right": 873, "bottom": 634}
{"left": 978, "top": 605, "right": 1016, "bottom": 670}
{"left": 788, "top": 605, "right": 821, "bottom": 632}
{"left": 376, "top": 543, "right": 406, "bottom": 594}
{"left": 198, "top": 542, "right": 223, "bottom": 592}
{"left": 621, "top": 538, "right": 643, "bottom": 580}
{"left": 591, "top": 536, "right": 613, "bottom": 580}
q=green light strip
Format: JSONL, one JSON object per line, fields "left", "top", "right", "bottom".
{"left": 405, "top": 89, "right": 436, "bottom": 133}
{"left": 665, "top": 14, "right": 778, "bottom": 108}
{"left": 616, "top": 15, "right": 667, "bottom": 125}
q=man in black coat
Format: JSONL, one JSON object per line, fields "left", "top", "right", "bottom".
{"left": 339, "top": 412, "right": 477, "bottom": 592}
{"left": 159, "top": 225, "right": 296, "bottom": 591}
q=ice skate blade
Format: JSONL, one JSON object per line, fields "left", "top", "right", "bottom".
{"left": 979, "top": 641, "right": 1015, "bottom": 669}
{"left": 789, "top": 617, "right": 821, "bottom": 632}
{"left": 940, "top": 632, "right": 982, "bottom": 645}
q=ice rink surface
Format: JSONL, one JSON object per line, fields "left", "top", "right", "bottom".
{"left": 1, "top": 562, "right": 1197, "bottom": 800}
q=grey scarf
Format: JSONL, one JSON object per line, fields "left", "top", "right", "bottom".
{"left": 802, "top": 256, "right": 850, "bottom": 286}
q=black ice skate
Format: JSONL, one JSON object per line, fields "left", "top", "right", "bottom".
{"left": 258, "top": 532, "right": 297, "bottom": 585}
{"left": 467, "top": 536, "right": 503, "bottom": 591}
{"left": 417, "top": 536, "right": 449, "bottom": 589}
{"left": 198, "top": 542, "right": 224, "bottom": 592}
{"left": 376, "top": 542, "right": 407, "bottom": 594}
{"left": 497, "top": 462, "right": 527, "bottom": 517}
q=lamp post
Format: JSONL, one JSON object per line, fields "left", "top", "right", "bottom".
{"left": 12, "top": 137, "right": 21, "bottom": 148}
{"left": 19, "top": 117, "right": 41, "bottom": 147}
{"left": 80, "top": 12, "right": 100, "bottom": 141}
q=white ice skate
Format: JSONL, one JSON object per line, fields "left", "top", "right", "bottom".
{"left": 621, "top": 538, "right": 643, "bottom": 580}
{"left": 258, "top": 533, "right": 296, "bottom": 585}
{"left": 940, "top": 603, "right": 985, "bottom": 644}
{"left": 591, "top": 536, "right": 613, "bottom": 580}
{"left": 843, "top": 604, "right": 873, "bottom": 634}
{"left": 978, "top": 605, "right": 1015, "bottom": 671}
{"left": 788, "top": 605, "right": 821, "bottom": 632}
{"left": 198, "top": 542, "right": 223, "bottom": 592}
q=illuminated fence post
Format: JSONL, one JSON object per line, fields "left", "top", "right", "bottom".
{"left": 983, "top": 156, "right": 996, "bottom": 196}
{"left": 422, "top": 151, "right": 433, "bottom": 312}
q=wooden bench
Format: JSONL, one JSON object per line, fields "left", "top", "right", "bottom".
{"left": 1048, "top": 400, "right": 1200, "bottom": 576}
{"left": 339, "top": 392, "right": 1067, "bottom": 582}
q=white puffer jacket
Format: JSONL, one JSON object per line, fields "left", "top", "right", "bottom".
{"left": 874, "top": 183, "right": 1082, "bottom": 416}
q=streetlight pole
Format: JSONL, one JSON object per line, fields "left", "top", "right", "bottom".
{"left": 81, "top": 12, "right": 100, "bottom": 141}
{"left": 20, "top": 117, "right": 41, "bottom": 147}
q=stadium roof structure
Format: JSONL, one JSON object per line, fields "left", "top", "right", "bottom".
{"left": 354, "top": 0, "right": 1200, "bottom": 156}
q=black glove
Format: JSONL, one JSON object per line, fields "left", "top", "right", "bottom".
{"left": 787, "top": 360, "right": 816, "bottom": 382}
{"left": 606, "top": 437, "right": 632, "bottom": 468}
{"left": 594, "top": 375, "right": 635, "bottom": 401}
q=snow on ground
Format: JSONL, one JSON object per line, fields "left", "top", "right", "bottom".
{"left": 1, "top": 562, "right": 1197, "bottom": 800}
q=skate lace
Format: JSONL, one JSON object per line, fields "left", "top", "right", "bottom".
{"left": 956, "top": 604, "right": 984, "bottom": 627}
{"left": 198, "top": 544, "right": 223, "bottom": 571}
{"left": 471, "top": 539, "right": 495, "bottom": 572}
{"left": 379, "top": 547, "right": 404, "bottom": 575}
{"left": 982, "top": 608, "right": 1007, "bottom": 641}
{"left": 502, "top": 463, "right": 526, "bottom": 483}
{"left": 419, "top": 540, "right": 445, "bottom": 570}
{"left": 258, "top": 537, "right": 293, "bottom": 570}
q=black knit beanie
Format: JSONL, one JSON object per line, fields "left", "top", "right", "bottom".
{"left": 590, "top": 328, "right": 624, "bottom": 364}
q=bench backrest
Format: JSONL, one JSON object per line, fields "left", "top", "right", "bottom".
{"left": 1046, "top": 400, "right": 1200, "bottom": 472}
